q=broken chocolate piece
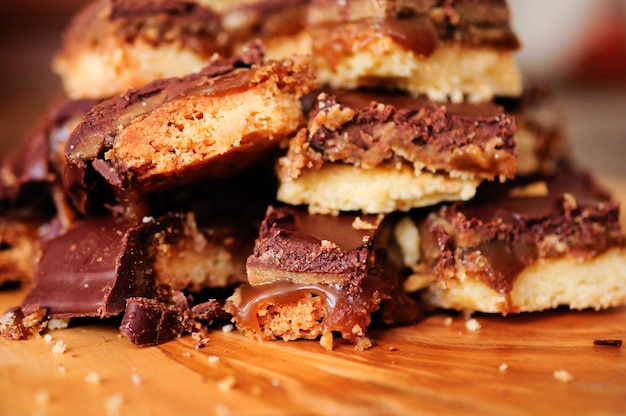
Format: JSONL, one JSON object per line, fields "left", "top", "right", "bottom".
{"left": 120, "top": 297, "right": 191, "bottom": 347}
{"left": 227, "top": 206, "right": 423, "bottom": 350}
{"left": 21, "top": 217, "right": 157, "bottom": 318}
{"left": 402, "top": 165, "right": 626, "bottom": 313}
{"left": 64, "top": 44, "right": 314, "bottom": 218}
{"left": 277, "top": 88, "right": 516, "bottom": 214}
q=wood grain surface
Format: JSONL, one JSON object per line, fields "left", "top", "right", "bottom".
{"left": 1, "top": 181, "right": 625, "bottom": 416}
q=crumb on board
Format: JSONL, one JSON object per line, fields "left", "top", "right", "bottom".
{"left": 443, "top": 317, "right": 453, "bottom": 326}
{"left": 553, "top": 370, "right": 574, "bottom": 383}
{"left": 104, "top": 393, "right": 124, "bottom": 416}
{"left": 85, "top": 371, "right": 103, "bottom": 385}
{"left": 218, "top": 376, "right": 237, "bottom": 393}
{"left": 221, "top": 324, "right": 234, "bottom": 333}
{"left": 499, "top": 363, "right": 509, "bottom": 372}
{"left": 593, "top": 338, "right": 622, "bottom": 347}
{"left": 182, "top": 351, "right": 192, "bottom": 357}
{"left": 43, "top": 334, "right": 53, "bottom": 342}
{"left": 34, "top": 390, "right": 51, "bottom": 405}
{"left": 131, "top": 372, "right": 144, "bottom": 386}
{"left": 48, "top": 318, "right": 70, "bottom": 330}
{"left": 465, "top": 318, "right": 481, "bottom": 332}
{"left": 58, "top": 364, "right": 67, "bottom": 375}
{"left": 52, "top": 340, "right": 67, "bottom": 355}
{"left": 208, "top": 355, "right": 220, "bottom": 364}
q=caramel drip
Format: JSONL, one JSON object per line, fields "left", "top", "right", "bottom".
{"left": 234, "top": 281, "right": 379, "bottom": 339}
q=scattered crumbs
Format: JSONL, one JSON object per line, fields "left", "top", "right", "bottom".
{"left": 553, "top": 370, "right": 574, "bottom": 383}
{"left": 499, "top": 363, "right": 509, "bottom": 372}
{"left": 443, "top": 317, "right": 453, "bottom": 326}
{"left": 221, "top": 324, "right": 234, "bottom": 333}
{"left": 465, "top": 318, "right": 481, "bottom": 332}
{"left": 85, "top": 371, "right": 103, "bottom": 385}
{"left": 593, "top": 338, "right": 622, "bottom": 347}
{"left": 43, "top": 334, "right": 53, "bottom": 342}
{"left": 218, "top": 375, "right": 237, "bottom": 393}
{"left": 58, "top": 364, "right": 67, "bottom": 375}
{"left": 104, "top": 393, "right": 124, "bottom": 416}
{"left": 208, "top": 355, "right": 220, "bottom": 364}
{"left": 388, "top": 346, "right": 398, "bottom": 352}
{"left": 131, "top": 372, "right": 144, "bottom": 386}
{"left": 271, "top": 379, "right": 280, "bottom": 387}
{"left": 182, "top": 351, "right": 192, "bottom": 357}
{"left": 34, "top": 390, "right": 50, "bottom": 405}
{"left": 52, "top": 340, "right": 67, "bottom": 355}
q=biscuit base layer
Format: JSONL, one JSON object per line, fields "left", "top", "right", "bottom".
{"left": 53, "top": 41, "right": 209, "bottom": 100}
{"left": 407, "top": 248, "right": 626, "bottom": 314}
{"left": 315, "top": 41, "right": 523, "bottom": 102}
{"left": 151, "top": 214, "right": 248, "bottom": 292}
{"left": 277, "top": 164, "right": 479, "bottom": 214}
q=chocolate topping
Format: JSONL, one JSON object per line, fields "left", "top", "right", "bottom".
{"left": 415, "top": 166, "right": 625, "bottom": 303}
{"left": 247, "top": 206, "right": 383, "bottom": 287}
{"left": 21, "top": 217, "right": 157, "bottom": 318}
{"left": 280, "top": 89, "right": 516, "bottom": 180}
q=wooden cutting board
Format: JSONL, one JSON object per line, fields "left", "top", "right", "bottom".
{"left": 2, "top": 179, "right": 626, "bottom": 416}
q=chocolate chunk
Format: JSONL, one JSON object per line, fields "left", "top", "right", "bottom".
{"left": 21, "top": 217, "right": 157, "bottom": 318}
{"left": 120, "top": 297, "right": 192, "bottom": 347}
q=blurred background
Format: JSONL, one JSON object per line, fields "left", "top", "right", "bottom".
{"left": 1, "top": 0, "right": 625, "bottom": 177}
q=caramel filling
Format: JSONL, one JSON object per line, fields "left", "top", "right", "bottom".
{"left": 232, "top": 280, "right": 383, "bottom": 340}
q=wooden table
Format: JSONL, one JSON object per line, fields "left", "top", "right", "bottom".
{"left": 1, "top": 179, "right": 625, "bottom": 415}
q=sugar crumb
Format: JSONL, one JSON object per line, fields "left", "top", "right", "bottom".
{"left": 499, "top": 363, "right": 509, "bottom": 372}
{"left": 104, "top": 393, "right": 124, "bottom": 416}
{"left": 34, "top": 390, "right": 50, "bottom": 405}
{"left": 218, "top": 376, "right": 237, "bottom": 392}
{"left": 85, "top": 371, "right": 103, "bottom": 385}
{"left": 553, "top": 370, "right": 574, "bottom": 383}
{"left": 131, "top": 372, "right": 144, "bottom": 385}
{"left": 215, "top": 404, "right": 230, "bottom": 416}
{"left": 208, "top": 355, "right": 220, "bottom": 364}
{"left": 182, "top": 351, "right": 192, "bottom": 357}
{"left": 221, "top": 324, "right": 234, "bottom": 333}
{"left": 52, "top": 340, "right": 67, "bottom": 355}
{"left": 43, "top": 334, "right": 53, "bottom": 342}
{"left": 465, "top": 318, "right": 481, "bottom": 332}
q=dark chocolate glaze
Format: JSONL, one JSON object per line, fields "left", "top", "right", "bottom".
{"left": 296, "top": 89, "right": 516, "bottom": 178}
{"left": 416, "top": 166, "right": 624, "bottom": 306}
{"left": 247, "top": 206, "right": 382, "bottom": 287}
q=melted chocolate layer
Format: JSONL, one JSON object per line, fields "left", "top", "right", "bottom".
{"left": 247, "top": 206, "right": 382, "bottom": 287}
